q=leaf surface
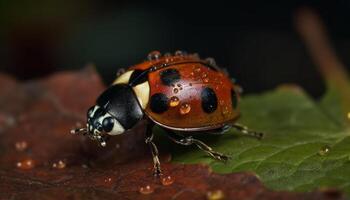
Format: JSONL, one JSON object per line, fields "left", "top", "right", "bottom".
{"left": 0, "top": 69, "right": 337, "bottom": 199}
{"left": 171, "top": 86, "right": 350, "bottom": 194}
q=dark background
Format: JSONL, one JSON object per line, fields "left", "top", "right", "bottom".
{"left": 1, "top": 0, "right": 350, "bottom": 98}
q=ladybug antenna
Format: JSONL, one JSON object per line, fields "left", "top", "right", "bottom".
{"left": 70, "top": 128, "right": 87, "bottom": 135}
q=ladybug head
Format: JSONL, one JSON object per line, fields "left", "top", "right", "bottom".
{"left": 71, "top": 84, "right": 144, "bottom": 146}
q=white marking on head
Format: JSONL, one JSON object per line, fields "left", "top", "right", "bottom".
{"left": 113, "top": 70, "right": 134, "bottom": 85}
{"left": 108, "top": 119, "right": 125, "bottom": 135}
{"left": 132, "top": 81, "right": 150, "bottom": 109}
{"left": 89, "top": 105, "right": 100, "bottom": 118}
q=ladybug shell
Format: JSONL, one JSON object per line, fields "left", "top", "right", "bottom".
{"left": 128, "top": 53, "right": 240, "bottom": 132}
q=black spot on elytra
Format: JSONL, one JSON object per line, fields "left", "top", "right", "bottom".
{"left": 160, "top": 68, "right": 180, "bottom": 86}
{"left": 129, "top": 69, "right": 148, "bottom": 86}
{"left": 150, "top": 93, "right": 169, "bottom": 113}
{"left": 201, "top": 87, "right": 218, "bottom": 113}
{"left": 231, "top": 90, "right": 238, "bottom": 109}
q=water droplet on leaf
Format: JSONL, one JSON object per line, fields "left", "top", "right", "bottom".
{"left": 16, "top": 159, "right": 35, "bottom": 170}
{"left": 104, "top": 177, "right": 112, "bottom": 183}
{"left": 15, "top": 141, "right": 28, "bottom": 151}
{"left": 161, "top": 175, "right": 174, "bottom": 186}
{"left": 52, "top": 160, "right": 66, "bottom": 169}
{"left": 319, "top": 145, "right": 331, "bottom": 156}
{"left": 206, "top": 190, "right": 225, "bottom": 200}
{"left": 139, "top": 185, "right": 154, "bottom": 195}
{"left": 180, "top": 103, "right": 191, "bottom": 115}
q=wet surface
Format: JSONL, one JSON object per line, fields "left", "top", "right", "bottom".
{"left": 0, "top": 67, "right": 343, "bottom": 199}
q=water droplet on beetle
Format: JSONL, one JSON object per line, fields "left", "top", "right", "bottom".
{"left": 193, "top": 53, "right": 200, "bottom": 58}
{"left": 203, "top": 78, "right": 209, "bottom": 83}
{"left": 190, "top": 72, "right": 194, "bottom": 76}
{"left": 205, "top": 57, "right": 217, "bottom": 66}
{"left": 194, "top": 66, "right": 201, "bottom": 73}
{"left": 15, "top": 141, "right": 28, "bottom": 151}
{"left": 161, "top": 175, "right": 174, "bottom": 186}
{"left": 139, "top": 185, "right": 154, "bottom": 195}
{"left": 180, "top": 103, "right": 191, "bottom": 115}
{"left": 169, "top": 96, "right": 180, "bottom": 107}
{"left": 222, "top": 107, "right": 229, "bottom": 115}
{"left": 173, "top": 88, "right": 179, "bottom": 94}
{"left": 206, "top": 190, "right": 225, "bottom": 200}
{"left": 319, "top": 145, "right": 331, "bottom": 156}
{"left": 52, "top": 160, "right": 66, "bottom": 169}
{"left": 202, "top": 73, "right": 208, "bottom": 78}
{"left": 16, "top": 159, "right": 35, "bottom": 170}
{"left": 147, "top": 51, "right": 161, "bottom": 61}
{"left": 175, "top": 50, "right": 184, "bottom": 56}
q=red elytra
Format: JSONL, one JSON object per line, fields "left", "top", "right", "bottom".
{"left": 125, "top": 51, "right": 240, "bottom": 132}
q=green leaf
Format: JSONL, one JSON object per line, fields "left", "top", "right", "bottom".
{"left": 168, "top": 87, "right": 350, "bottom": 194}
{"left": 320, "top": 85, "right": 350, "bottom": 128}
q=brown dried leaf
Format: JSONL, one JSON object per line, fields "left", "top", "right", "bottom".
{"left": 0, "top": 68, "right": 343, "bottom": 199}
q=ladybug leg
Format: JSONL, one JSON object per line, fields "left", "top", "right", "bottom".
{"left": 145, "top": 123, "right": 162, "bottom": 176}
{"left": 167, "top": 133, "right": 230, "bottom": 162}
{"left": 232, "top": 123, "right": 264, "bottom": 139}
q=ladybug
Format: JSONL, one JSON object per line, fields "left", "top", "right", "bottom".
{"left": 71, "top": 51, "right": 263, "bottom": 175}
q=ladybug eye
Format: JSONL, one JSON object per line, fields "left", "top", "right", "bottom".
{"left": 102, "top": 117, "right": 114, "bottom": 132}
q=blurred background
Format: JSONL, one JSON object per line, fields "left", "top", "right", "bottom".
{"left": 1, "top": 0, "right": 350, "bottom": 98}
